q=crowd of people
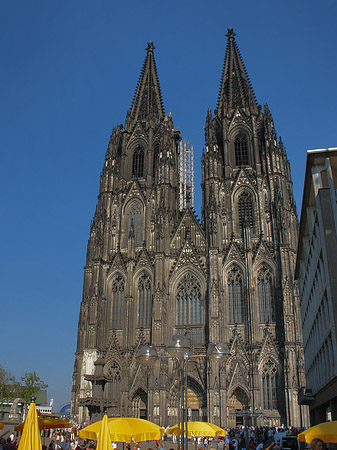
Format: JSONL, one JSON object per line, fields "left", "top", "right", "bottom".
{"left": 0, "top": 423, "right": 329, "bottom": 450}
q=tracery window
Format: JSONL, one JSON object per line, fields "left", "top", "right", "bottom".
{"left": 132, "top": 147, "right": 144, "bottom": 178}
{"left": 228, "top": 266, "right": 244, "bottom": 323}
{"left": 105, "top": 361, "right": 121, "bottom": 400}
{"left": 262, "top": 360, "right": 277, "bottom": 410}
{"left": 138, "top": 273, "right": 152, "bottom": 328}
{"left": 258, "top": 266, "right": 274, "bottom": 323}
{"left": 235, "top": 134, "right": 249, "bottom": 166}
{"left": 110, "top": 275, "right": 125, "bottom": 329}
{"left": 127, "top": 200, "right": 142, "bottom": 246}
{"left": 238, "top": 191, "right": 254, "bottom": 235}
{"left": 153, "top": 147, "right": 159, "bottom": 180}
{"left": 177, "top": 273, "right": 202, "bottom": 325}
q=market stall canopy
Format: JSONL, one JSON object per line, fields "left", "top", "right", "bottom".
{"left": 166, "top": 421, "right": 225, "bottom": 437}
{"left": 298, "top": 421, "right": 337, "bottom": 443}
{"left": 79, "top": 417, "right": 164, "bottom": 442}
{"left": 96, "top": 415, "right": 112, "bottom": 450}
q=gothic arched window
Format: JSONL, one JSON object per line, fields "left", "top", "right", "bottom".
{"left": 177, "top": 273, "right": 202, "bottom": 325}
{"left": 138, "top": 273, "right": 152, "bottom": 328}
{"left": 105, "top": 361, "right": 121, "bottom": 400}
{"left": 235, "top": 134, "right": 249, "bottom": 166}
{"left": 132, "top": 147, "right": 144, "bottom": 178}
{"left": 228, "top": 266, "right": 244, "bottom": 323}
{"left": 110, "top": 275, "right": 125, "bottom": 329}
{"left": 262, "top": 360, "right": 277, "bottom": 410}
{"left": 258, "top": 266, "right": 274, "bottom": 323}
{"left": 238, "top": 191, "right": 254, "bottom": 235}
{"left": 127, "top": 200, "right": 142, "bottom": 246}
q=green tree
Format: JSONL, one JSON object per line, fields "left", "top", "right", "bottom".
{"left": 0, "top": 366, "right": 20, "bottom": 402}
{"left": 19, "top": 371, "right": 48, "bottom": 402}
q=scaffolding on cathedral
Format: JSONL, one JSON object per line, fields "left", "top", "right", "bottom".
{"left": 178, "top": 139, "right": 194, "bottom": 210}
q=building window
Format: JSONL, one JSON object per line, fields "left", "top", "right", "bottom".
{"left": 235, "top": 134, "right": 249, "bottom": 166}
{"left": 258, "top": 266, "right": 274, "bottom": 323}
{"left": 132, "top": 147, "right": 144, "bottom": 178}
{"left": 177, "top": 272, "right": 202, "bottom": 325}
{"left": 262, "top": 360, "right": 277, "bottom": 410}
{"left": 138, "top": 273, "right": 152, "bottom": 328}
{"left": 110, "top": 275, "right": 125, "bottom": 329}
{"left": 127, "top": 200, "right": 142, "bottom": 246}
{"left": 105, "top": 361, "right": 121, "bottom": 400}
{"left": 153, "top": 147, "right": 159, "bottom": 180}
{"left": 228, "top": 266, "right": 244, "bottom": 323}
{"left": 238, "top": 191, "right": 254, "bottom": 235}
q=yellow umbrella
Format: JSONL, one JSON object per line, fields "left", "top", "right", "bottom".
{"left": 0, "top": 422, "right": 4, "bottom": 429}
{"left": 97, "top": 415, "right": 113, "bottom": 450}
{"left": 15, "top": 417, "right": 73, "bottom": 431}
{"left": 79, "top": 417, "right": 164, "bottom": 442}
{"left": 18, "top": 402, "right": 42, "bottom": 450}
{"left": 166, "top": 421, "right": 225, "bottom": 437}
{"left": 298, "top": 421, "right": 337, "bottom": 443}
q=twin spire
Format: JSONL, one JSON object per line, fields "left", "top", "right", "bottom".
{"left": 217, "top": 28, "right": 258, "bottom": 116}
{"left": 130, "top": 42, "right": 165, "bottom": 123}
{"left": 130, "top": 29, "right": 258, "bottom": 124}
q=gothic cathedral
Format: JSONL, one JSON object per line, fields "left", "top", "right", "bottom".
{"left": 71, "top": 29, "right": 308, "bottom": 428}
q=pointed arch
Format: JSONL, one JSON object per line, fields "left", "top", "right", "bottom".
{"left": 104, "top": 360, "right": 121, "bottom": 401}
{"left": 109, "top": 274, "right": 125, "bottom": 329}
{"left": 257, "top": 265, "right": 274, "bottom": 323}
{"left": 126, "top": 199, "right": 143, "bottom": 246}
{"left": 176, "top": 272, "right": 202, "bottom": 325}
{"left": 227, "top": 265, "right": 244, "bottom": 323}
{"left": 261, "top": 359, "right": 278, "bottom": 410}
{"left": 137, "top": 272, "right": 152, "bottom": 328}
{"left": 234, "top": 133, "right": 249, "bottom": 166}
{"left": 238, "top": 190, "right": 254, "bottom": 235}
{"left": 132, "top": 146, "right": 144, "bottom": 178}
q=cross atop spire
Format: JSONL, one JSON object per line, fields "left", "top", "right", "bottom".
{"left": 216, "top": 29, "right": 258, "bottom": 117}
{"left": 130, "top": 42, "right": 165, "bottom": 123}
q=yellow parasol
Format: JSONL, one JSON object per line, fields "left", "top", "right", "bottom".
{"left": 298, "top": 421, "right": 337, "bottom": 443}
{"left": 15, "top": 417, "right": 73, "bottom": 432}
{"left": 79, "top": 417, "right": 164, "bottom": 442}
{"left": 166, "top": 421, "right": 225, "bottom": 437}
{"left": 0, "top": 422, "right": 4, "bottom": 429}
{"left": 17, "top": 402, "right": 42, "bottom": 450}
{"left": 97, "top": 415, "right": 113, "bottom": 450}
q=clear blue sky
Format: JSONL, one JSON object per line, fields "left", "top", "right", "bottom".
{"left": 1, "top": 0, "right": 336, "bottom": 412}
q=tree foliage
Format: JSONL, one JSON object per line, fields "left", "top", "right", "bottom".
{"left": 0, "top": 366, "right": 48, "bottom": 403}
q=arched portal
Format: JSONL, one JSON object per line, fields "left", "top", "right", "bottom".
{"left": 131, "top": 388, "right": 147, "bottom": 420}
{"left": 228, "top": 386, "right": 249, "bottom": 426}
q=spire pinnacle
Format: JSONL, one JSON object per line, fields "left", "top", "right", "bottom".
{"left": 130, "top": 42, "right": 165, "bottom": 123}
{"left": 216, "top": 29, "right": 258, "bottom": 117}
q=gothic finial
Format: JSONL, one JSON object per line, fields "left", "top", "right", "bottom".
{"left": 146, "top": 41, "right": 156, "bottom": 52}
{"left": 226, "top": 28, "right": 236, "bottom": 39}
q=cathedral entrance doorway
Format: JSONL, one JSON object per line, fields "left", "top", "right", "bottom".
{"left": 228, "top": 386, "right": 249, "bottom": 426}
{"left": 131, "top": 388, "right": 147, "bottom": 420}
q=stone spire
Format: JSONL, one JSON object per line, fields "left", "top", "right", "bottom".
{"left": 130, "top": 42, "right": 165, "bottom": 123}
{"left": 216, "top": 28, "right": 258, "bottom": 117}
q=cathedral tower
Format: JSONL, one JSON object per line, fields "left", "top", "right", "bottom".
{"left": 71, "top": 32, "right": 308, "bottom": 427}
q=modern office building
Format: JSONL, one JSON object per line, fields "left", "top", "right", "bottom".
{"left": 295, "top": 148, "right": 337, "bottom": 424}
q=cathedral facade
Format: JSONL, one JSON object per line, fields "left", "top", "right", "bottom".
{"left": 71, "top": 30, "right": 308, "bottom": 428}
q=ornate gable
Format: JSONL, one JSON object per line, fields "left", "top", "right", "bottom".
{"left": 228, "top": 109, "right": 251, "bottom": 134}
{"left": 134, "top": 246, "right": 153, "bottom": 273}
{"left": 128, "top": 121, "right": 148, "bottom": 146}
{"left": 223, "top": 241, "right": 244, "bottom": 266}
{"left": 170, "top": 208, "right": 205, "bottom": 251}
{"left": 227, "top": 333, "right": 250, "bottom": 391}
{"left": 232, "top": 167, "right": 257, "bottom": 193}
{"left": 257, "top": 328, "right": 279, "bottom": 365}
{"left": 108, "top": 251, "right": 127, "bottom": 274}
{"left": 169, "top": 240, "right": 205, "bottom": 279}
{"left": 253, "top": 240, "right": 275, "bottom": 264}
{"left": 104, "top": 331, "right": 122, "bottom": 365}
{"left": 122, "top": 180, "right": 146, "bottom": 209}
